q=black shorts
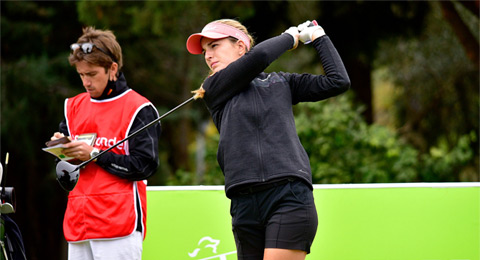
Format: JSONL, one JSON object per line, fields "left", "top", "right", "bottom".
{"left": 229, "top": 178, "right": 318, "bottom": 260}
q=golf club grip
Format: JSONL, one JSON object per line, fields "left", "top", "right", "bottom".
{"left": 75, "top": 96, "right": 196, "bottom": 170}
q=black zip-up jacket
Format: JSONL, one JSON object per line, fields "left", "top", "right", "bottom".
{"left": 202, "top": 34, "right": 350, "bottom": 198}
{"left": 58, "top": 72, "right": 161, "bottom": 181}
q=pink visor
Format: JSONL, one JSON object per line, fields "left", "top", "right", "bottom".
{"left": 186, "top": 22, "right": 251, "bottom": 54}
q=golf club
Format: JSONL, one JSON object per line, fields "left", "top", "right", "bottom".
{"left": 1, "top": 152, "right": 15, "bottom": 214}
{"left": 56, "top": 89, "right": 204, "bottom": 191}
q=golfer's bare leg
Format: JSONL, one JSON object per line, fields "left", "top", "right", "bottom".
{"left": 264, "top": 248, "right": 307, "bottom": 260}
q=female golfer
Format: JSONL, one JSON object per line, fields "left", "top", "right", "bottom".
{"left": 186, "top": 19, "right": 350, "bottom": 260}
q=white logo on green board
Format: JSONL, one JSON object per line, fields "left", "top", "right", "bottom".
{"left": 188, "top": 236, "right": 236, "bottom": 260}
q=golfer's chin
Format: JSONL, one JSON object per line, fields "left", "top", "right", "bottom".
{"left": 210, "top": 64, "right": 226, "bottom": 74}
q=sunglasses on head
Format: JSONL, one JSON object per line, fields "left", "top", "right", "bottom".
{"left": 70, "top": 42, "right": 117, "bottom": 62}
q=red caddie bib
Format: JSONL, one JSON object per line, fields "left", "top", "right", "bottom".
{"left": 63, "top": 89, "right": 153, "bottom": 242}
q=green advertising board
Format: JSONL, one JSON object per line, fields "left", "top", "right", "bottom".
{"left": 143, "top": 183, "right": 480, "bottom": 260}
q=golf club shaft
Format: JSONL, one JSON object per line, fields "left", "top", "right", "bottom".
{"left": 1, "top": 153, "right": 9, "bottom": 202}
{"left": 74, "top": 96, "right": 196, "bottom": 171}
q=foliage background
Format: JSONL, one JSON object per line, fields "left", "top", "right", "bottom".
{"left": 0, "top": 1, "right": 478, "bottom": 259}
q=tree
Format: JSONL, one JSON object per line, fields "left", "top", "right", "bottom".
{"left": 374, "top": 1, "right": 479, "bottom": 181}
{"left": 1, "top": 2, "right": 81, "bottom": 259}
{"left": 440, "top": 1, "right": 479, "bottom": 68}
{"left": 314, "top": 1, "right": 430, "bottom": 123}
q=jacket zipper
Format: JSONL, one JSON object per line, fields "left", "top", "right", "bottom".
{"left": 252, "top": 86, "right": 265, "bottom": 182}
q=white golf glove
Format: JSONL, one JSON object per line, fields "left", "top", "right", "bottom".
{"left": 283, "top": 26, "right": 299, "bottom": 50}
{"left": 298, "top": 20, "right": 325, "bottom": 44}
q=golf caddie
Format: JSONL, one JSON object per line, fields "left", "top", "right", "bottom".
{"left": 49, "top": 26, "right": 161, "bottom": 260}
